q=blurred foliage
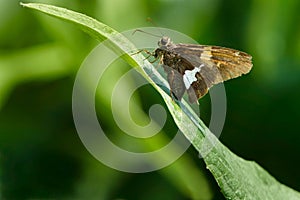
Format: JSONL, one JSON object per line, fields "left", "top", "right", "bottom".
{"left": 0, "top": 0, "right": 300, "bottom": 199}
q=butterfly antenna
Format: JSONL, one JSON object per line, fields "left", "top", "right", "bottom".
{"left": 146, "top": 17, "right": 164, "bottom": 37}
{"left": 132, "top": 29, "right": 161, "bottom": 38}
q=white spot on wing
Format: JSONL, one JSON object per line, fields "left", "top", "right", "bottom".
{"left": 183, "top": 65, "right": 203, "bottom": 89}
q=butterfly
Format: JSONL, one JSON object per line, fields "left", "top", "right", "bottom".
{"left": 152, "top": 36, "right": 253, "bottom": 104}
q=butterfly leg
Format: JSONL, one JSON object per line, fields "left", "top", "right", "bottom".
{"left": 131, "top": 49, "right": 159, "bottom": 63}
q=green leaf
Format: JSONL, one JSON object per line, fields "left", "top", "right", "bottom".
{"left": 21, "top": 2, "right": 300, "bottom": 200}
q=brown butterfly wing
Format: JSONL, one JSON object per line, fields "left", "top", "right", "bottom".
{"left": 162, "top": 65, "right": 186, "bottom": 101}
{"left": 174, "top": 44, "right": 253, "bottom": 83}
{"left": 173, "top": 44, "right": 253, "bottom": 101}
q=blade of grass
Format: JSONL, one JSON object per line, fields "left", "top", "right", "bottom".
{"left": 21, "top": 2, "right": 300, "bottom": 199}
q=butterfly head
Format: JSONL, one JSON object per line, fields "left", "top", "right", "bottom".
{"left": 158, "top": 36, "right": 173, "bottom": 49}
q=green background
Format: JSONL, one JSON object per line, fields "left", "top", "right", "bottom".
{"left": 1, "top": 0, "right": 300, "bottom": 199}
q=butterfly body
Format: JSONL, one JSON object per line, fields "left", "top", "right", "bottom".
{"left": 153, "top": 36, "right": 253, "bottom": 104}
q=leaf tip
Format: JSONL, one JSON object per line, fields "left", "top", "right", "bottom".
{"left": 20, "top": 2, "right": 26, "bottom": 7}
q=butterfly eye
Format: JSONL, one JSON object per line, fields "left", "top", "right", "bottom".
{"left": 159, "top": 37, "right": 170, "bottom": 47}
{"left": 161, "top": 39, "right": 167, "bottom": 45}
